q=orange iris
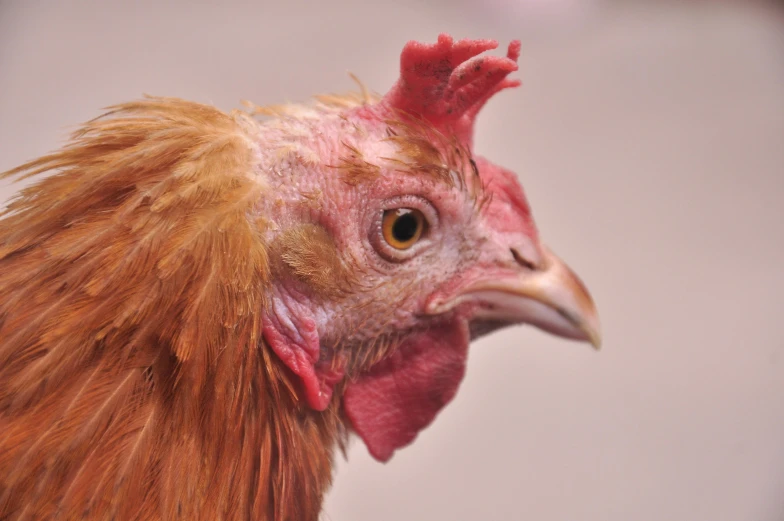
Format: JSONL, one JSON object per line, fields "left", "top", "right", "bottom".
{"left": 381, "top": 208, "right": 426, "bottom": 250}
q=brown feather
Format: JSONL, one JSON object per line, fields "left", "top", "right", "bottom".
{"left": 0, "top": 96, "right": 343, "bottom": 520}
{"left": 273, "top": 223, "right": 357, "bottom": 300}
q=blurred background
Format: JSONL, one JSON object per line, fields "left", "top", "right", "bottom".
{"left": 1, "top": 1, "right": 783, "bottom": 520}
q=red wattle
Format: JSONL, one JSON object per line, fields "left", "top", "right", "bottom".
{"left": 343, "top": 320, "right": 470, "bottom": 462}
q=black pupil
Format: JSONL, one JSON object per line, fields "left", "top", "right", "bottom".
{"left": 392, "top": 211, "right": 419, "bottom": 243}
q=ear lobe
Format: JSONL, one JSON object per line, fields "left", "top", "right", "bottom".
{"left": 262, "top": 299, "right": 342, "bottom": 411}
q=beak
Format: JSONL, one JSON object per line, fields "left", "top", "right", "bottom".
{"left": 428, "top": 247, "right": 602, "bottom": 349}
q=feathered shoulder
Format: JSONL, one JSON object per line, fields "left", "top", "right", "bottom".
{"left": 0, "top": 98, "right": 334, "bottom": 520}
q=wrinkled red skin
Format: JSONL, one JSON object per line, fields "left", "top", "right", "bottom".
{"left": 262, "top": 291, "right": 343, "bottom": 411}
{"left": 343, "top": 319, "right": 471, "bottom": 462}
{"left": 260, "top": 34, "right": 539, "bottom": 461}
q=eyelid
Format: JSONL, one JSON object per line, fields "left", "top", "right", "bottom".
{"left": 380, "top": 195, "right": 439, "bottom": 228}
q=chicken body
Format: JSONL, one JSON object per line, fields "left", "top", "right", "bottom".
{"left": 0, "top": 35, "right": 599, "bottom": 520}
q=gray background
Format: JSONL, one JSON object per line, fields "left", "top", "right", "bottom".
{"left": 1, "top": 1, "right": 783, "bottom": 520}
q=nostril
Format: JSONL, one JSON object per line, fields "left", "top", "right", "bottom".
{"left": 510, "top": 247, "right": 537, "bottom": 270}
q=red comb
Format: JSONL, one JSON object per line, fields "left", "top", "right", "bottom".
{"left": 381, "top": 34, "right": 521, "bottom": 146}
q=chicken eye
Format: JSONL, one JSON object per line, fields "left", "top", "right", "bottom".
{"left": 382, "top": 208, "right": 426, "bottom": 250}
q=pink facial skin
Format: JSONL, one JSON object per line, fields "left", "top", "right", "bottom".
{"left": 255, "top": 35, "right": 599, "bottom": 460}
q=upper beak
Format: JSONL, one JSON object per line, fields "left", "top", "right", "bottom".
{"left": 428, "top": 247, "right": 601, "bottom": 349}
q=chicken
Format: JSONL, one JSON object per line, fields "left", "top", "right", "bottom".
{"left": 0, "top": 34, "right": 600, "bottom": 520}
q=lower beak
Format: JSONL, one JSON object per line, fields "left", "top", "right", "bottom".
{"left": 429, "top": 247, "right": 602, "bottom": 349}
